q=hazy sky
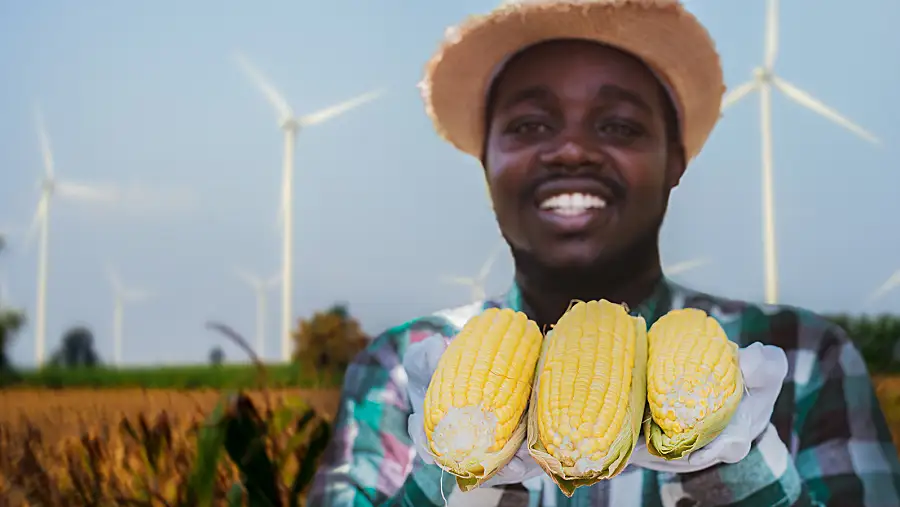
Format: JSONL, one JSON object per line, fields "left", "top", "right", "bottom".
{"left": 1, "top": 0, "right": 898, "bottom": 367}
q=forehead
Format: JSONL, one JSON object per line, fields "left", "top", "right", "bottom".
{"left": 489, "top": 40, "right": 666, "bottom": 111}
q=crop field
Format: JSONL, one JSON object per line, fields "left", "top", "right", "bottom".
{"left": 874, "top": 376, "right": 900, "bottom": 450}
{"left": 0, "top": 388, "right": 341, "bottom": 442}
{"left": 0, "top": 376, "right": 899, "bottom": 505}
{"left": 0, "top": 387, "right": 342, "bottom": 506}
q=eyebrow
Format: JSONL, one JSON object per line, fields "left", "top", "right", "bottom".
{"left": 594, "top": 84, "right": 653, "bottom": 114}
{"left": 497, "top": 85, "right": 555, "bottom": 110}
{"left": 496, "top": 83, "right": 654, "bottom": 114}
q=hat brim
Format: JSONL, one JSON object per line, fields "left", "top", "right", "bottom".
{"left": 420, "top": 0, "right": 725, "bottom": 162}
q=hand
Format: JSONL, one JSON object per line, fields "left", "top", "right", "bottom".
{"left": 630, "top": 341, "right": 789, "bottom": 473}
{"left": 403, "top": 333, "right": 544, "bottom": 487}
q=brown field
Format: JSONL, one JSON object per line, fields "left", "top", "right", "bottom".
{"left": 1, "top": 380, "right": 900, "bottom": 446}
{"left": 0, "top": 388, "right": 341, "bottom": 442}
{"left": 0, "top": 378, "right": 898, "bottom": 506}
{"left": 874, "top": 376, "right": 900, "bottom": 450}
{"left": 0, "top": 388, "right": 342, "bottom": 506}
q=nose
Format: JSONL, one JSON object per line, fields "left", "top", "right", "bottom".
{"left": 538, "top": 135, "right": 604, "bottom": 170}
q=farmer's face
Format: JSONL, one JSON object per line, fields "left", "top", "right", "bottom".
{"left": 484, "top": 40, "right": 685, "bottom": 270}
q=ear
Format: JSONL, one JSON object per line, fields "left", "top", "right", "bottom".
{"left": 665, "top": 143, "right": 687, "bottom": 189}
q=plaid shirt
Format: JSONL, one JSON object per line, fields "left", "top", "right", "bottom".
{"left": 308, "top": 278, "right": 900, "bottom": 506}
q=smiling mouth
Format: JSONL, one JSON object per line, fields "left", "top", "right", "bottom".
{"left": 538, "top": 192, "right": 607, "bottom": 216}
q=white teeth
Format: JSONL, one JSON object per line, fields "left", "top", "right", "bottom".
{"left": 539, "top": 193, "right": 607, "bottom": 215}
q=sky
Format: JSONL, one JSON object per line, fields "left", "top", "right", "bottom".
{"left": 0, "top": 0, "right": 898, "bottom": 367}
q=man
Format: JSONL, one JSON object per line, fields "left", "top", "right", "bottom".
{"left": 308, "top": 1, "right": 900, "bottom": 505}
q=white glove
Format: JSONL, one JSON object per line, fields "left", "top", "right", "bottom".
{"left": 630, "top": 341, "right": 789, "bottom": 473}
{"left": 403, "top": 333, "right": 545, "bottom": 487}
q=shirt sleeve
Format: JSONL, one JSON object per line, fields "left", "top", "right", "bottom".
{"left": 306, "top": 328, "right": 418, "bottom": 506}
{"left": 306, "top": 327, "right": 456, "bottom": 507}
{"left": 791, "top": 323, "right": 900, "bottom": 506}
{"left": 656, "top": 423, "right": 815, "bottom": 506}
{"left": 655, "top": 317, "right": 900, "bottom": 507}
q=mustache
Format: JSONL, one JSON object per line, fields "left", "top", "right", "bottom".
{"left": 523, "top": 168, "right": 628, "bottom": 201}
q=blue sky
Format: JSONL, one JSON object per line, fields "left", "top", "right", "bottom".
{"left": 1, "top": 0, "right": 898, "bottom": 367}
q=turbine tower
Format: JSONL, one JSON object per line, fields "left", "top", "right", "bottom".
{"left": 664, "top": 257, "right": 711, "bottom": 277}
{"left": 107, "top": 266, "right": 151, "bottom": 366}
{"left": 720, "top": 0, "right": 878, "bottom": 305}
{"left": 441, "top": 243, "right": 505, "bottom": 303}
{"left": 25, "top": 108, "right": 122, "bottom": 365}
{"left": 234, "top": 268, "right": 280, "bottom": 357}
{"left": 234, "top": 51, "right": 383, "bottom": 361}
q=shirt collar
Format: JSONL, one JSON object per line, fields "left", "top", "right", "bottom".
{"left": 497, "top": 275, "right": 689, "bottom": 326}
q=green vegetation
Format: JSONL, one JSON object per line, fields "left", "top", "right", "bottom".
{"left": 8, "top": 362, "right": 342, "bottom": 390}
{"left": 825, "top": 313, "right": 900, "bottom": 373}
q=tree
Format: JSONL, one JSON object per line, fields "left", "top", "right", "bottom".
{"left": 0, "top": 238, "right": 25, "bottom": 376}
{"left": 209, "top": 346, "right": 225, "bottom": 366}
{"left": 0, "top": 310, "right": 24, "bottom": 374}
{"left": 292, "top": 303, "right": 368, "bottom": 373}
{"left": 49, "top": 326, "right": 101, "bottom": 368}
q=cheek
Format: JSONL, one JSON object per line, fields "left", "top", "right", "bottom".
{"left": 617, "top": 154, "right": 670, "bottom": 209}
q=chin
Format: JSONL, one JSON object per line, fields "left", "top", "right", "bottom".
{"left": 537, "top": 242, "right": 610, "bottom": 270}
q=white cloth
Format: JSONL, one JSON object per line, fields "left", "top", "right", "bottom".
{"left": 630, "top": 342, "right": 789, "bottom": 473}
{"left": 405, "top": 332, "right": 790, "bottom": 481}
{"left": 403, "top": 333, "right": 544, "bottom": 487}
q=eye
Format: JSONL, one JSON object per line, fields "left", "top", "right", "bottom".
{"left": 508, "top": 119, "right": 552, "bottom": 136}
{"left": 597, "top": 120, "right": 643, "bottom": 139}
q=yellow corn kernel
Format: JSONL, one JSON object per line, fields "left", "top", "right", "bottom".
{"left": 527, "top": 300, "right": 648, "bottom": 497}
{"left": 423, "top": 307, "right": 543, "bottom": 491}
{"left": 644, "top": 307, "right": 743, "bottom": 460}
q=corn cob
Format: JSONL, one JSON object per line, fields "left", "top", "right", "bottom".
{"left": 423, "top": 307, "right": 544, "bottom": 491}
{"left": 644, "top": 307, "right": 743, "bottom": 460}
{"left": 527, "top": 300, "right": 648, "bottom": 497}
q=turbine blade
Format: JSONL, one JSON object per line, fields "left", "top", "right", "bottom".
{"left": 867, "top": 270, "right": 900, "bottom": 303}
{"left": 440, "top": 275, "right": 474, "bottom": 287}
{"left": 721, "top": 81, "right": 758, "bottom": 111}
{"left": 34, "top": 106, "right": 55, "bottom": 178}
{"left": 299, "top": 89, "right": 384, "bottom": 126}
{"left": 266, "top": 274, "right": 281, "bottom": 287}
{"left": 106, "top": 265, "right": 122, "bottom": 293}
{"left": 233, "top": 51, "right": 294, "bottom": 121}
{"left": 478, "top": 243, "right": 504, "bottom": 279}
{"left": 56, "top": 181, "right": 121, "bottom": 202}
{"left": 764, "top": 0, "right": 779, "bottom": 68}
{"left": 124, "top": 289, "right": 151, "bottom": 302}
{"left": 234, "top": 267, "right": 262, "bottom": 288}
{"left": 772, "top": 77, "right": 879, "bottom": 144}
{"left": 0, "top": 271, "right": 9, "bottom": 303}
{"left": 665, "top": 257, "right": 711, "bottom": 276}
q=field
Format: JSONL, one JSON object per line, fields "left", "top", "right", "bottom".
{"left": 0, "top": 386, "right": 342, "bottom": 506}
{"left": 1, "top": 375, "right": 899, "bottom": 506}
{"left": 0, "top": 387, "right": 341, "bottom": 441}
{"left": 874, "top": 376, "right": 900, "bottom": 449}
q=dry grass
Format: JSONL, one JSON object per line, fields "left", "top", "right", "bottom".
{"left": 0, "top": 379, "right": 898, "bottom": 506}
{"left": 0, "top": 388, "right": 340, "bottom": 444}
{"left": 0, "top": 388, "right": 342, "bottom": 506}
{"left": 873, "top": 376, "right": 900, "bottom": 450}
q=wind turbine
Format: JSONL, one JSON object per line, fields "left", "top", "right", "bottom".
{"left": 866, "top": 269, "right": 900, "bottom": 305}
{"left": 234, "top": 51, "right": 384, "bottom": 362}
{"left": 107, "top": 266, "right": 151, "bottom": 366}
{"left": 25, "top": 108, "right": 122, "bottom": 366}
{"left": 664, "top": 257, "right": 711, "bottom": 277}
{"left": 720, "top": 0, "right": 879, "bottom": 305}
{"left": 0, "top": 272, "right": 9, "bottom": 307}
{"left": 234, "top": 268, "right": 280, "bottom": 357}
{"left": 441, "top": 243, "right": 505, "bottom": 303}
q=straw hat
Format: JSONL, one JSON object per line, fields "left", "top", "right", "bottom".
{"left": 419, "top": 0, "right": 725, "bottom": 163}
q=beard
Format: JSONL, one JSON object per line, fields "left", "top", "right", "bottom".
{"left": 506, "top": 208, "right": 666, "bottom": 302}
